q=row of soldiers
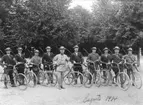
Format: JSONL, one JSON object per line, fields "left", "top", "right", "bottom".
{"left": 0, "top": 45, "right": 136, "bottom": 89}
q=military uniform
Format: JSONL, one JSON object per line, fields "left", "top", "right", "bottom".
{"left": 100, "top": 54, "right": 111, "bottom": 69}
{"left": 124, "top": 47, "right": 137, "bottom": 79}
{"left": 15, "top": 53, "right": 26, "bottom": 74}
{"left": 42, "top": 52, "right": 54, "bottom": 71}
{"left": 111, "top": 53, "right": 123, "bottom": 76}
{"left": 53, "top": 54, "right": 69, "bottom": 72}
{"left": 70, "top": 52, "right": 83, "bottom": 73}
{"left": 1, "top": 54, "right": 16, "bottom": 85}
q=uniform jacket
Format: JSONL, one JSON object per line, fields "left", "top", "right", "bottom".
{"left": 42, "top": 52, "right": 54, "bottom": 64}
{"left": 123, "top": 54, "right": 136, "bottom": 63}
{"left": 15, "top": 54, "right": 26, "bottom": 63}
{"left": 111, "top": 53, "right": 122, "bottom": 63}
{"left": 31, "top": 56, "right": 41, "bottom": 66}
{"left": 53, "top": 54, "right": 69, "bottom": 72}
{"left": 1, "top": 54, "right": 16, "bottom": 66}
{"left": 87, "top": 53, "right": 100, "bottom": 62}
{"left": 101, "top": 54, "right": 111, "bottom": 63}
{"left": 70, "top": 52, "right": 83, "bottom": 63}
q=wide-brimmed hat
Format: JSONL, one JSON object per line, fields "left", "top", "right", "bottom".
{"left": 128, "top": 48, "right": 133, "bottom": 51}
{"left": 91, "top": 47, "right": 97, "bottom": 50}
{"left": 113, "top": 46, "right": 120, "bottom": 50}
{"left": 73, "top": 45, "right": 79, "bottom": 49}
{"left": 103, "top": 47, "right": 109, "bottom": 51}
{"left": 59, "top": 46, "right": 66, "bottom": 50}
{"left": 5, "top": 47, "right": 11, "bottom": 51}
{"left": 46, "top": 46, "right": 51, "bottom": 49}
{"left": 17, "top": 47, "right": 23, "bottom": 50}
{"left": 34, "top": 50, "right": 39, "bottom": 53}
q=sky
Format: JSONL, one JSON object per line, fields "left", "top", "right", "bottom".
{"left": 69, "top": 0, "right": 95, "bottom": 12}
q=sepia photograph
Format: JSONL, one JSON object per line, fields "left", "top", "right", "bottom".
{"left": 0, "top": 0, "right": 143, "bottom": 105}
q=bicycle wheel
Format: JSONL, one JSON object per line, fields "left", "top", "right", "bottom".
{"left": 117, "top": 72, "right": 130, "bottom": 91}
{"left": 64, "top": 72, "right": 74, "bottom": 85}
{"left": 132, "top": 72, "right": 142, "bottom": 89}
{"left": 100, "top": 70, "right": 109, "bottom": 86}
{"left": 93, "top": 71, "right": 101, "bottom": 87}
{"left": 1, "top": 74, "right": 11, "bottom": 88}
{"left": 83, "top": 71, "right": 93, "bottom": 88}
{"left": 14, "top": 73, "right": 28, "bottom": 90}
{"left": 38, "top": 71, "right": 45, "bottom": 84}
{"left": 26, "top": 72, "right": 37, "bottom": 87}
{"left": 71, "top": 71, "right": 84, "bottom": 87}
{"left": 46, "top": 71, "right": 58, "bottom": 87}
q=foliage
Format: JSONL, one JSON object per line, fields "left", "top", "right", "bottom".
{"left": 0, "top": 0, "right": 143, "bottom": 53}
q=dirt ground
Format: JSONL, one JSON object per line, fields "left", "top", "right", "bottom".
{"left": 0, "top": 57, "right": 143, "bottom": 105}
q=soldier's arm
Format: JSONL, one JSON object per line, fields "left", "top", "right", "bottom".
{"left": 42, "top": 54, "right": 46, "bottom": 64}
{"left": 80, "top": 52, "right": 84, "bottom": 63}
{"left": 0, "top": 56, "right": 5, "bottom": 66}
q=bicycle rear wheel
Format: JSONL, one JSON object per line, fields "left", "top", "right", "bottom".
{"left": 83, "top": 71, "right": 93, "bottom": 88}
{"left": 71, "top": 71, "right": 84, "bottom": 87}
{"left": 14, "top": 73, "right": 28, "bottom": 90}
{"left": 38, "top": 71, "right": 45, "bottom": 84}
{"left": 100, "top": 70, "right": 109, "bottom": 86}
{"left": 1, "top": 74, "right": 11, "bottom": 88}
{"left": 132, "top": 72, "right": 142, "bottom": 89}
{"left": 26, "top": 72, "right": 37, "bottom": 87}
{"left": 117, "top": 72, "right": 130, "bottom": 91}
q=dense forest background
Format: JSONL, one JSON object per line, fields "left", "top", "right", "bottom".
{"left": 0, "top": 0, "right": 143, "bottom": 57}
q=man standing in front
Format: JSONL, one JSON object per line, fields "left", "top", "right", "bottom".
{"left": 70, "top": 45, "right": 84, "bottom": 84}
{"left": 1, "top": 47, "right": 16, "bottom": 88}
{"left": 53, "top": 46, "right": 69, "bottom": 90}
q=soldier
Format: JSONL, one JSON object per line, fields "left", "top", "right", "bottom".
{"left": 123, "top": 48, "right": 137, "bottom": 85}
{"left": 42, "top": 46, "right": 55, "bottom": 83}
{"left": 87, "top": 47, "right": 100, "bottom": 83}
{"left": 30, "top": 50, "right": 41, "bottom": 84}
{"left": 15, "top": 47, "right": 26, "bottom": 85}
{"left": 70, "top": 45, "right": 84, "bottom": 84}
{"left": 111, "top": 46, "right": 123, "bottom": 85}
{"left": 53, "top": 46, "right": 69, "bottom": 90}
{"left": 101, "top": 47, "right": 112, "bottom": 83}
{"left": 15, "top": 47, "right": 26, "bottom": 74}
{"left": 1, "top": 47, "right": 16, "bottom": 88}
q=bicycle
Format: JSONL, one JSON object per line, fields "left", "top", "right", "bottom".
{"left": 1, "top": 64, "right": 28, "bottom": 90}
{"left": 100, "top": 61, "right": 112, "bottom": 86}
{"left": 124, "top": 62, "right": 142, "bottom": 89}
{"left": 82, "top": 63, "right": 93, "bottom": 88}
{"left": 70, "top": 62, "right": 85, "bottom": 87}
{"left": 87, "top": 60, "right": 101, "bottom": 87}
{"left": 111, "top": 61, "right": 130, "bottom": 91}
{"left": 24, "top": 63, "right": 38, "bottom": 87}
{"left": 40, "top": 62, "right": 58, "bottom": 87}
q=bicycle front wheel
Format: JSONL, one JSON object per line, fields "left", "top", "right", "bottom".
{"left": 93, "top": 71, "right": 101, "bottom": 87}
{"left": 117, "top": 72, "right": 130, "bottom": 91}
{"left": 132, "top": 72, "right": 142, "bottom": 89}
{"left": 83, "top": 71, "right": 93, "bottom": 88}
{"left": 14, "top": 73, "right": 28, "bottom": 91}
{"left": 26, "top": 72, "right": 38, "bottom": 87}
{"left": 100, "top": 70, "right": 110, "bottom": 86}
